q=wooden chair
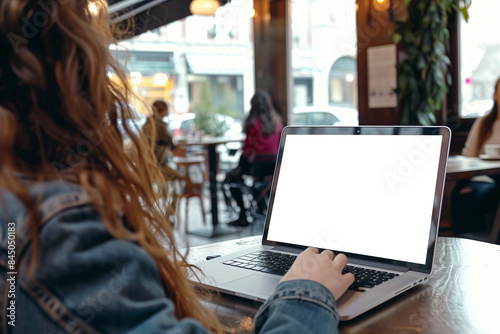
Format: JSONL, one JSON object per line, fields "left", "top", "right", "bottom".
{"left": 172, "top": 155, "right": 206, "bottom": 232}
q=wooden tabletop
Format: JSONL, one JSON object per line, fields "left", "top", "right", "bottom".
{"left": 446, "top": 155, "right": 500, "bottom": 181}
{"left": 187, "top": 236, "right": 500, "bottom": 333}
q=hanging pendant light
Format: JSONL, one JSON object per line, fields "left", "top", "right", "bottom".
{"left": 372, "top": 0, "right": 391, "bottom": 12}
{"left": 190, "top": 0, "right": 221, "bottom": 16}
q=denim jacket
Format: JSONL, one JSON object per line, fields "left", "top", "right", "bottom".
{"left": 0, "top": 179, "right": 340, "bottom": 333}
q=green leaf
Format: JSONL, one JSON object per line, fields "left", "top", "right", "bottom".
{"left": 393, "top": 33, "right": 402, "bottom": 44}
{"left": 435, "top": 98, "right": 442, "bottom": 111}
{"left": 422, "top": 62, "right": 429, "bottom": 80}
{"left": 446, "top": 72, "right": 453, "bottom": 86}
{"left": 425, "top": 66, "right": 433, "bottom": 91}
{"left": 461, "top": 7, "right": 469, "bottom": 22}
{"left": 427, "top": 97, "right": 434, "bottom": 108}
{"left": 434, "top": 68, "right": 444, "bottom": 85}
{"left": 434, "top": 42, "right": 444, "bottom": 56}
{"left": 421, "top": 14, "right": 430, "bottom": 28}
{"left": 417, "top": 112, "right": 430, "bottom": 126}
{"left": 417, "top": 55, "right": 426, "bottom": 70}
{"left": 428, "top": 2, "right": 437, "bottom": 13}
{"left": 422, "top": 33, "right": 431, "bottom": 53}
{"left": 428, "top": 111, "right": 436, "bottom": 124}
{"left": 441, "top": 55, "right": 451, "bottom": 66}
{"left": 443, "top": 28, "right": 449, "bottom": 40}
{"left": 432, "top": 10, "right": 441, "bottom": 23}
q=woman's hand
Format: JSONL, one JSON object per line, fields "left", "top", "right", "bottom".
{"left": 280, "top": 248, "right": 355, "bottom": 300}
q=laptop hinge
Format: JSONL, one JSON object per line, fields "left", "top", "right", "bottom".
{"left": 348, "top": 258, "right": 410, "bottom": 272}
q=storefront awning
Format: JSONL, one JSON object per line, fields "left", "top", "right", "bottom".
{"left": 185, "top": 53, "right": 248, "bottom": 75}
{"left": 107, "top": 0, "right": 229, "bottom": 39}
{"left": 111, "top": 50, "right": 175, "bottom": 76}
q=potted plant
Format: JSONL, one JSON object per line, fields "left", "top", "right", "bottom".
{"left": 393, "top": 0, "right": 471, "bottom": 125}
{"left": 190, "top": 84, "right": 239, "bottom": 137}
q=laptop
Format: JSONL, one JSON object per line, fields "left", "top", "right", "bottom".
{"left": 193, "top": 126, "right": 451, "bottom": 321}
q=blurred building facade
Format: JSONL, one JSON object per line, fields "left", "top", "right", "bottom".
{"left": 112, "top": 0, "right": 358, "bottom": 120}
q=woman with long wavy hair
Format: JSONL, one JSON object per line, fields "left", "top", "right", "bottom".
{"left": 226, "top": 91, "right": 284, "bottom": 227}
{"left": 0, "top": 1, "right": 353, "bottom": 333}
{"left": 462, "top": 78, "right": 500, "bottom": 157}
{"left": 451, "top": 78, "right": 500, "bottom": 234}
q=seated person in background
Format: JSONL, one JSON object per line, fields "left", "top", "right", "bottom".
{"left": 142, "top": 100, "right": 181, "bottom": 177}
{"left": 451, "top": 78, "right": 500, "bottom": 234}
{"left": 0, "top": 1, "right": 354, "bottom": 333}
{"left": 141, "top": 100, "right": 180, "bottom": 217}
{"left": 226, "top": 90, "right": 284, "bottom": 227}
{"left": 141, "top": 100, "right": 175, "bottom": 164}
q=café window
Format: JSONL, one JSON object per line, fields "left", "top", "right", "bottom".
{"left": 328, "top": 56, "right": 357, "bottom": 107}
{"left": 294, "top": 77, "right": 313, "bottom": 106}
{"left": 460, "top": 2, "right": 500, "bottom": 118}
{"left": 188, "top": 75, "right": 244, "bottom": 117}
{"left": 111, "top": 1, "right": 255, "bottom": 120}
{"left": 291, "top": 0, "right": 358, "bottom": 114}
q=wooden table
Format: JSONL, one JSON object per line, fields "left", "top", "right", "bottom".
{"left": 446, "top": 155, "right": 500, "bottom": 181}
{"left": 187, "top": 236, "right": 500, "bottom": 333}
{"left": 445, "top": 155, "right": 500, "bottom": 243}
{"left": 176, "top": 135, "right": 245, "bottom": 237}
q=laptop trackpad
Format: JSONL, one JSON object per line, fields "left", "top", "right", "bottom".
{"left": 224, "top": 274, "right": 281, "bottom": 297}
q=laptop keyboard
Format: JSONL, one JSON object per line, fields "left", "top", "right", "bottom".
{"left": 223, "top": 250, "right": 295, "bottom": 276}
{"left": 342, "top": 265, "right": 400, "bottom": 292}
{"left": 222, "top": 251, "right": 400, "bottom": 292}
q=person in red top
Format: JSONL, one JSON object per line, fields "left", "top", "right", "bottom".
{"left": 227, "top": 91, "right": 284, "bottom": 227}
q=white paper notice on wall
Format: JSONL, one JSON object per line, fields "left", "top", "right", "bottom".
{"left": 367, "top": 44, "right": 397, "bottom": 109}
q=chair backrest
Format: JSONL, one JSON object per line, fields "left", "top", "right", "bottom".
{"left": 171, "top": 146, "right": 187, "bottom": 157}
{"left": 172, "top": 156, "right": 205, "bottom": 196}
{"left": 187, "top": 164, "right": 204, "bottom": 185}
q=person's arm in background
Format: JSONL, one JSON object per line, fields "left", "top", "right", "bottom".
{"left": 462, "top": 117, "right": 483, "bottom": 157}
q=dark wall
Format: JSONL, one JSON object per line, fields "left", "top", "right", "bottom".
{"left": 356, "top": 0, "right": 403, "bottom": 125}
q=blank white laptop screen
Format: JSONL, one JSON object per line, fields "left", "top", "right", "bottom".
{"left": 266, "top": 134, "right": 443, "bottom": 265}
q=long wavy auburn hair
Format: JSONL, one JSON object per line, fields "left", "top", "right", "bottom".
{"left": 475, "top": 78, "right": 500, "bottom": 154}
{"left": 0, "top": 0, "right": 221, "bottom": 332}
